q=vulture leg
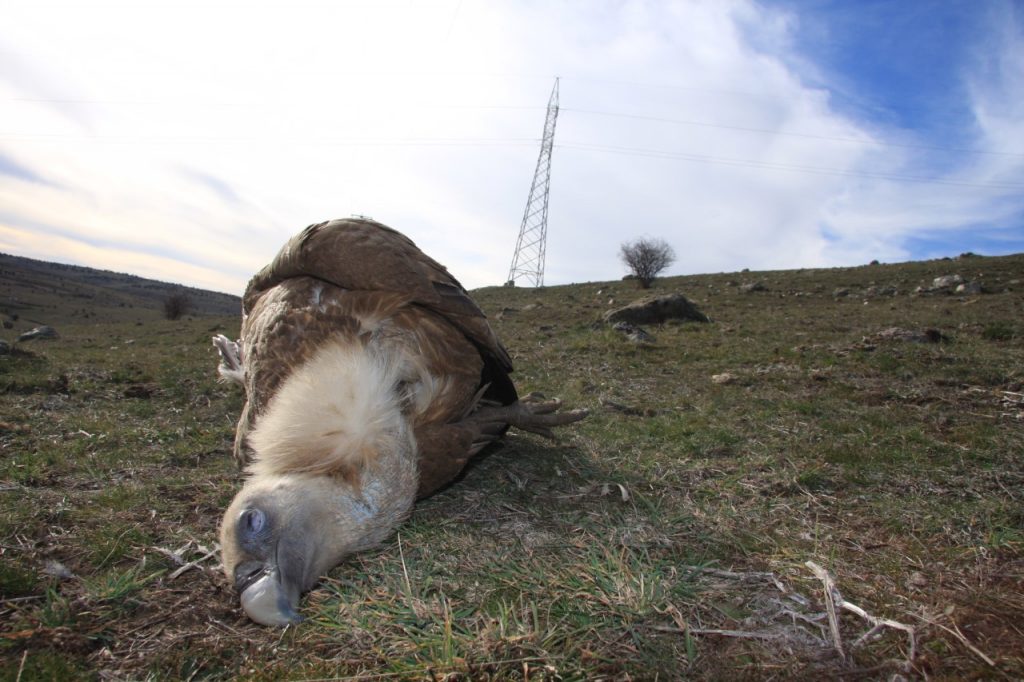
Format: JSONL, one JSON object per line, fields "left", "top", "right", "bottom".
{"left": 414, "top": 396, "right": 588, "bottom": 498}
{"left": 464, "top": 394, "right": 589, "bottom": 440}
{"left": 213, "top": 335, "right": 244, "bottom": 386}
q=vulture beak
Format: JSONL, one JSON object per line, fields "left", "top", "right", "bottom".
{"left": 222, "top": 490, "right": 324, "bottom": 627}
{"left": 234, "top": 559, "right": 303, "bottom": 627}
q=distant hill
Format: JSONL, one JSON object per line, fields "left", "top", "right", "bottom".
{"left": 0, "top": 252, "right": 241, "bottom": 329}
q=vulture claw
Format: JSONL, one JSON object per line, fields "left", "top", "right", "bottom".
{"left": 467, "top": 397, "right": 588, "bottom": 441}
{"left": 213, "top": 334, "right": 245, "bottom": 386}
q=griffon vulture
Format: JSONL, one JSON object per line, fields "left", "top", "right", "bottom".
{"left": 214, "top": 219, "right": 587, "bottom": 626}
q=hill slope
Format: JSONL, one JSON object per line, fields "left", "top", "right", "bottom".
{"left": 0, "top": 252, "right": 1021, "bottom": 679}
{"left": 0, "top": 252, "right": 240, "bottom": 331}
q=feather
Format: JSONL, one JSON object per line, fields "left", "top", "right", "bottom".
{"left": 230, "top": 220, "right": 519, "bottom": 494}
{"left": 246, "top": 339, "right": 410, "bottom": 482}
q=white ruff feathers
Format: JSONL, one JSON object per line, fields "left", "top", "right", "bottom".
{"left": 248, "top": 341, "right": 407, "bottom": 479}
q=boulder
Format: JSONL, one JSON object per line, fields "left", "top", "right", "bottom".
{"left": 932, "top": 274, "right": 964, "bottom": 289}
{"left": 915, "top": 274, "right": 981, "bottom": 295}
{"left": 604, "top": 294, "right": 709, "bottom": 325}
{"left": 863, "top": 285, "right": 898, "bottom": 298}
{"left": 17, "top": 326, "right": 59, "bottom": 342}
{"left": 955, "top": 281, "right": 982, "bottom": 295}
{"left": 739, "top": 282, "right": 767, "bottom": 293}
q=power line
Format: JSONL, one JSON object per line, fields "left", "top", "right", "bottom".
{"left": 561, "top": 107, "right": 1024, "bottom": 158}
{"left": 3, "top": 97, "right": 545, "bottom": 112}
{"left": 557, "top": 141, "right": 1024, "bottom": 190}
{"left": 7, "top": 93, "right": 1019, "bottom": 158}
{"left": 5, "top": 128, "right": 1019, "bottom": 190}
{"left": 0, "top": 132, "right": 539, "bottom": 146}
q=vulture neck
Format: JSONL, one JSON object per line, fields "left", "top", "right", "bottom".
{"left": 247, "top": 338, "right": 420, "bottom": 555}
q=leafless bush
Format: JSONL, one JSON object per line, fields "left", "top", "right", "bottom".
{"left": 163, "top": 291, "right": 191, "bottom": 320}
{"left": 620, "top": 238, "right": 676, "bottom": 289}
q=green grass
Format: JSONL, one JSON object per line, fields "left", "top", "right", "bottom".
{"left": 1, "top": 255, "right": 1023, "bottom": 679}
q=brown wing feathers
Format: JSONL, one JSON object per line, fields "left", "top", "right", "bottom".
{"left": 234, "top": 219, "right": 517, "bottom": 492}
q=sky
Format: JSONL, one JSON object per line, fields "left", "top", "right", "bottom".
{"left": 1, "top": 0, "right": 1022, "bottom": 294}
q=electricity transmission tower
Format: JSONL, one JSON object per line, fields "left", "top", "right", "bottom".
{"left": 506, "top": 78, "right": 559, "bottom": 287}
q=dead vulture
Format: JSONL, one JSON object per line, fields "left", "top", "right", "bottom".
{"left": 214, "top": 218, "right": 587, "bottom": 626}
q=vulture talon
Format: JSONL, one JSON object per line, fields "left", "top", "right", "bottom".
{"left": 213, "top": 334, "right": 244, "bottom": 386}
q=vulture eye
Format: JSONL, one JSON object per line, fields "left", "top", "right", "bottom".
{"left": 241, "top": 508, "right": 267, "bottom": 536}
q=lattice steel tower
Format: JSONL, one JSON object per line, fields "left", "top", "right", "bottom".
{"left": 507, "top": 78, "right": 559, "bottom": 287}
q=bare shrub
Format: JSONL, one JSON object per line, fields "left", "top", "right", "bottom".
{"left": 619, "top": 238, "right": 676, "bottom": 289}
{"left": 163, "top": 291, "right": 191, "bottom": 320}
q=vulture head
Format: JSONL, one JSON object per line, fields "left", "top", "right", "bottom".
{"left": 215, "top": 219, "right": 586, "bottom": 625}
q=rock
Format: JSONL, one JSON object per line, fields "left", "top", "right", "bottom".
{"left": 711, "top": 372, "right": 738, "bottom": 385}
{"left": 17, "top": 326, "right": 59, "bottom": 342}
{"left": 863, "top": 285, "right": 898, "bottom": 298}
{"left": 612, "top": 321, "right": 656, "bottom": 344}
{"left": 494, "top": 306, "right": 519, "bottom": 321}
{"left": 833, "top": 288, "right": 850, "bottom": 298}
{"left": 739, "top": 282, "right": 767, "bottom": 293}
{"left": 43, "top": 560, "right": 75, "bottom": 581}
{"left": 871, "top": 327, "right": 946, "bottom": 344}
{"left": 955, "top": 281, "right": 982, "bottom": 295}
{"left": 916, "top": 274, "right": 979, "bottom": 295}
{"left": 932, "top": 274, "right": 964, "bottom": 289}
{"left": 604, "top": 293, "right": 709, "bottom": 325}
{"left": 0, "top": 340, "right": 9, "bottom": 355}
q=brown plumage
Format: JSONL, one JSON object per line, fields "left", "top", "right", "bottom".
{"left": 215, "top": 218, "right": 586, "bottom": 626}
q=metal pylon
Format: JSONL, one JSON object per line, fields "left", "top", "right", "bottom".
{"left": 507, "top": 78, "right": 559, "bottom": 287}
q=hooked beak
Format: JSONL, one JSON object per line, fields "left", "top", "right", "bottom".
{"left": 234, "top": 556, "right": 304, "bottom": 627}
{"left": 239, "top": 569, "right": 303, "bottom": 626}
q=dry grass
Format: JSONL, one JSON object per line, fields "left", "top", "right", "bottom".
{"left": 2, "top": 253, "right": 1022, "bottom": 680}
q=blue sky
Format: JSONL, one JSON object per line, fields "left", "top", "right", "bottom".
{"left": 0, "top": 0, "right": 1021, "bottom": 293}
{"left": 780, "top": 1, "right": 985, "bottom": 130}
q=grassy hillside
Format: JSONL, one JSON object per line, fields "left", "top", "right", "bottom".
{"left": 0, "top": 253, "right": 240, "bottom": 331}
{"left": 1, "top": 253, "right": 1022, "bottom": 680}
